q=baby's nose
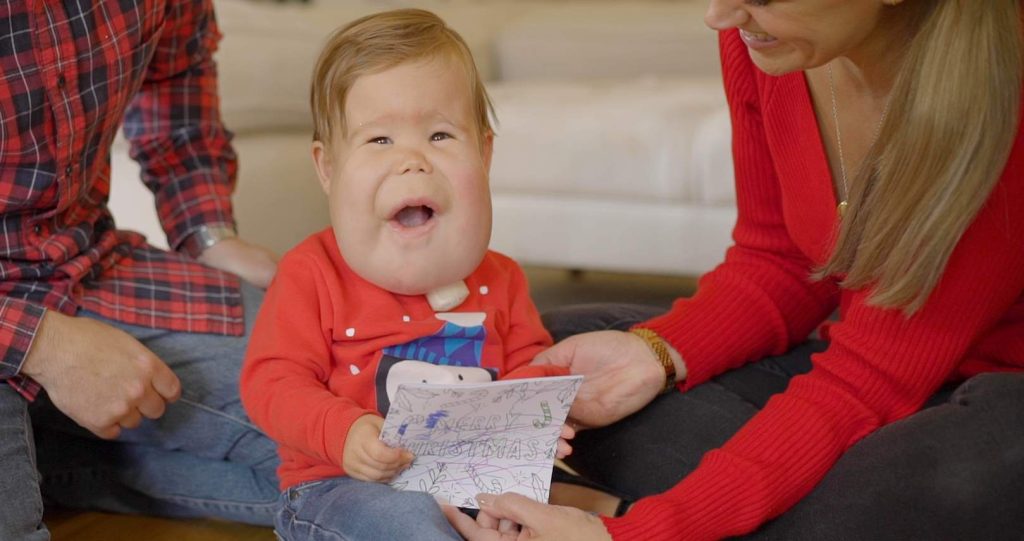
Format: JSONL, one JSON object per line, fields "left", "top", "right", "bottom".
{"left": 396, "top": 148, "right": 432, "bottom": 175}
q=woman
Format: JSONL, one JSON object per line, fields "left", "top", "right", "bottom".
{"left": 445, "top": 0, "right": 1024, "bottom": 539}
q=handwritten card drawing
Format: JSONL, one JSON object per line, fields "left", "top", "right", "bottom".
{"left": 379, "top": 375, "right": 583, "bottom": 508}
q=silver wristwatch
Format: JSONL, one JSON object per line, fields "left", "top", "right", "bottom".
{"left": 180, "top": 225, "right": 237, "bottom": 258}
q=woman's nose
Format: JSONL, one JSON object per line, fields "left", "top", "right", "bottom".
{"left": 705, "top": 0, "right": 749, "bottom": 31}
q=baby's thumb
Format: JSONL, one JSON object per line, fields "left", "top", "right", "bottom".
{"left": 370, "top": 438, "right": 403, "bottom": 463}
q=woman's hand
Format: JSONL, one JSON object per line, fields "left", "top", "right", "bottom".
{"left": 198, "top": 237, "right": 279, "bottom": 288}
{"left": 532, "top": 330, "right": 665, "bottom": 428}
{"left": 501, "top": 364, "right": 576, "bottom": 457}
{"left": 443, "top": 493, "right": 613, "bottom": 541}
{"left": 556, "top": 423, "right": 575, "bottom": 459}
{"left": 342, "top": 414, "right": 415, "bottom": 482}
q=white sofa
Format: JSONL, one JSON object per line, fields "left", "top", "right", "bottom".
{"left": 109, "top": 0, "right": 736, "bottom": 277}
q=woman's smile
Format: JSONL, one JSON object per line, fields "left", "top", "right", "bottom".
{"left": 739, "top": 28, "right": 780, "bottom": 50}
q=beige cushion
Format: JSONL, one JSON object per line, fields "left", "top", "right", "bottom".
{"left": 212, "top": 0, "right": 514, "bottom": 134}
{"left": 493, "top": 2, "right": 719, "bottom": 81}
{"left": 487, "top": 77, "right": 730, "bottom": 203}
{"left": 211, "top": 0, "right": 720, "bottom": 134}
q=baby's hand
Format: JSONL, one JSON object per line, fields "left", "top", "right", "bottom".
{"left": 342, "top": 414, "right": 414, "bottom": 482}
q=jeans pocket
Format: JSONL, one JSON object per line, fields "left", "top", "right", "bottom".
{"left": 276, "top": 480, "right": 333, "bottom": 541}
{"left": 285, "top": 480, "right": 325, "bottom": 505}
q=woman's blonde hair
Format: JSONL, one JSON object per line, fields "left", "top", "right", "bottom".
{"left": 310, "top": 9, "right": 495, "bottom": 145}
{"left": 817, "top": 0, "right": 1023, "bottom": 314}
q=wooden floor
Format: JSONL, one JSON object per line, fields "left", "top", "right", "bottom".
{"left": 46, "top": 510, "right": 275, "bottom": 541}
{"left": 40, "top": 268, "right": 695, "bottom": 539}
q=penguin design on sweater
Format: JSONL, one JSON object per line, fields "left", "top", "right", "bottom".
{"left": 375, "top": 312, "right": 496, "bottom": 413}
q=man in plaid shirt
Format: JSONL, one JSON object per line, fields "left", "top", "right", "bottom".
{"left": 1, "top": 1, "right": 281, "bottom": 537}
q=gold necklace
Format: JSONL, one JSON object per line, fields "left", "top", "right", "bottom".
{"left": 827, "top": 64, "right": 891, "bottom": 218}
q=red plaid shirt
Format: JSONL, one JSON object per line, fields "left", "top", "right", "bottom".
{"left": 0, "top": 0, "right": 244, "bottom": 400}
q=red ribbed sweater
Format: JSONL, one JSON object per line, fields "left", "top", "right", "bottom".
{"left": 606, "top": 29, "right": 1024, "bottom": 540}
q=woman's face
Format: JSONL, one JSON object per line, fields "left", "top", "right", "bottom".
{"left": 705, "top": 0, "right": 897, "bottom": 75}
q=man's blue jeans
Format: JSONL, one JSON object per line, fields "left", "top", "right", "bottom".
{"left": 0, "top": 281, "right": 279, "bottom": 540}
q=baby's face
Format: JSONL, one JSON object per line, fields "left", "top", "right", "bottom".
{"left": 313, "top": 57, "right": 493, "bottom": 295}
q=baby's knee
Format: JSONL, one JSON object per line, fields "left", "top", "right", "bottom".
{"left": 338, "top": 483, "right": 457, "bottom": 539}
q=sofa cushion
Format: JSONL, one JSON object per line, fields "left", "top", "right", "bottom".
{"left": 212, "top": 0, "right": 519, "bottom": 134}
{"left": 691, "top": 107, "right": 735, "bottom": 205}
{"left": 493, "top": 2, "right": 719, "bottom": 81}
{"left": 211, "top": 0, "right": 719, "bottom": 135}
{"left": 487, "top": 77, "right": 731, "bottom": 203}
{"left": 491, "top": 193, "right": 736, "bottom": 276}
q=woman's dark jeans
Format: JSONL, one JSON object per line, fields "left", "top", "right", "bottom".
{"left": 545, "top": 303, "right": 1024, "bottom": 541}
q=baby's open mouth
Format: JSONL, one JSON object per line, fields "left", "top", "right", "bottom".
{"left": 392, "top": 204, "right": 435, "bottom": 228}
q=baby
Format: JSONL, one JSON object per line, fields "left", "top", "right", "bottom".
{"left": 241, "top": 9, "right": 567, "bottom": 540}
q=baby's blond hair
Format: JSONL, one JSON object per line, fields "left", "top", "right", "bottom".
{"left": 310, "top": 8, "right": 495, "bottom": 146}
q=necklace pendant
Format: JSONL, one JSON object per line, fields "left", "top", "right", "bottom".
{"left": 837, "top": 200, "right": 848, "bottom": 218}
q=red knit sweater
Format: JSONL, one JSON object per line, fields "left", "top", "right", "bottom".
{"left": 607, "top": 30, "right": 1024, "bottom": 540}
{"left": 241, "top": 229, "right": 555, "bottom": 489}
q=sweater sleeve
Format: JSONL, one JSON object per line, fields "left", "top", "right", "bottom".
{"left": 637, "top": 32, "right": 839, "bottom": 390}
{"left": 497, "top": 259, "right": 554, "bottom": 373}
{"left": 240, "top": 251, "right": 375, "bottom": 472}
{"left": 605, "top": 31, "right": 1024, "bottom": 541}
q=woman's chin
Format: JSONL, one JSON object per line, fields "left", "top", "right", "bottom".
{"left": 748, "top": 48, "right": 806, "bottom": 77}
{"left": 750, "top": 58, "right": 794, "bottom": 76}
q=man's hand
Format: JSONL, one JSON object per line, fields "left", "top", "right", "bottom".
{"left": 532, "top": 331, "right": 666, "bottom": 429}
{"left": 198, "top": 237, "right": 278, "bottom": 288}
{"left": 342, "top": 414, "right": 415, "bottom": 482}
{"left": 21, "top": 310, "right": 181, "bottom": 440}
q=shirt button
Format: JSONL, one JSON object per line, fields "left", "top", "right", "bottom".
{"left": 33, "top": 224, "right": 42, "bottom": 235}
{"left": 57, "top": 74, "right": 66, "bottom": 88}
{"left": 65, "top": 165, "right": 73, "bottom": 176}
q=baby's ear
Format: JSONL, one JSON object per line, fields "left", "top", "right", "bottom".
{"left": 311, "top": 140, "right": 334, "bottom": 195}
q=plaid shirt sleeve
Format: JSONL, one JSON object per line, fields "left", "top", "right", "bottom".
{"left": 122, "top": 0, "right": 238, "bottom": 250}
{"left": 0, "top": 298, "right": 45, "bottom": 388}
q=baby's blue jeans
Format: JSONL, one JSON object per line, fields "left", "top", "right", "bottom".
{"left": 274, "top": 477, "right": 463, "bottom": 541}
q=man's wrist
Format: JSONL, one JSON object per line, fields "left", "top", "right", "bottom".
{"left": 179, "top": 225, "right": 237, "bottom": 259}
{"left": 20, "top": 309, "right": 61, "bottom": 380}
{"left": 629, "top": 328, "right": 686, "bottom": 393}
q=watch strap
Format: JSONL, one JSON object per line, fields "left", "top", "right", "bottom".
{"left": 629, "top": 327, "right": 677, "bottom": 393}
{"left": 180, "top": 225, "right": 237, "bottom": 258}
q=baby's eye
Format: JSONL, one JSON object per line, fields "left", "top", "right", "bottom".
{"left": 431, "top": 132, "right": 453, "bottom": 142}
{"left": 746, "top": 0, "right": 769, "bottom": 5}
{"left": 367, "top": 136, "right": 391, "bottom": 145}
